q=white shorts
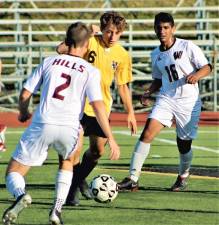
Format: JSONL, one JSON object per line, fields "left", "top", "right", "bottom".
{"left": 12, "top": 122, "right": 80, "bottom": 166}
{"left": 149, "top": 96, "right": 201, "bottom": 140}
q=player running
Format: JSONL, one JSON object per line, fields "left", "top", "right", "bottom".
{"left": 118, "top": 12, "right": 212, "bottom": 192}
{"left": 2, "top": 22, "right": 120, "bottom": 225}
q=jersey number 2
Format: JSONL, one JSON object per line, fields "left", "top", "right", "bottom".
{"left": 52, "top": 73, "right": 71, "bottom": 100}
{"left": 165, "top": 64, "right": 179, "bottom": 82}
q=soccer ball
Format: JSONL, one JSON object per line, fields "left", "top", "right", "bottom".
{"left": 89, "top": 174, "right": 118, "bottom": 203}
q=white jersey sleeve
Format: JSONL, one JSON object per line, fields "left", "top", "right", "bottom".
{"left": 186, "top": 40, "right": 209, "bottom": 69}
{"left": 24, "top": 62, "right": 44, "bottom": 94}
{"left": 151, "top": 48, "right": 162, "bottom": 80}
{"left": 86, "top": 68, "right": 102, "bottom": 103}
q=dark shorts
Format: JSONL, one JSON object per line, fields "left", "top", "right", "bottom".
{"left": 80, "top": 113, "right": 109, "bottom": 138}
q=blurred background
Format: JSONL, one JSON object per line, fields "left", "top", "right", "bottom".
{"left": 0, "top": 0, "right": 218, "bottom": 113}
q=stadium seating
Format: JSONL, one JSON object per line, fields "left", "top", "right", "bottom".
{"left": 0, "top": 0, "right": 218, "bottom": 111}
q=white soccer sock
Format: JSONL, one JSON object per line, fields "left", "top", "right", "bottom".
{"left": 6, "top": 172, "right": 26, "bottom": 199}
{"left": 179, "top": 150, "right": 193, "bottom": 177}
{"left": 54, "top": 169, "right": 73, "bottom": 212}
{"left": 129, "top": 141, "right": 151, "bottom": 182}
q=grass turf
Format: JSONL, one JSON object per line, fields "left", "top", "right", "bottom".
{"left": 0, "top": 126, "right": 218, "bottom": 225}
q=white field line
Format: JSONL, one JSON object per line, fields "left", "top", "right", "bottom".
{"left": 113, "top": 130, "right": 219, "bottom": 154}
{"left": 6, "top": 130, "right": 219, "bottom": 154}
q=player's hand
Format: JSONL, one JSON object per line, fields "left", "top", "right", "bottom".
{"left": 56, "top": 41, "right": 68, "bottom": 54}
{"left": 90, "top": 24, "right": 100, "bottom": 35}
{"left": 108, "top": 138, "right": 120, "bottom": 160}
{"left": 186, "top": 74, "right": 199, "bottom": 84}
{"left": 18, "top": 111, "right": 32, "bottom": 122}
{"left": 127, "top": 112, "right": 137, "bottom": 135}
{"left": 140, "top": 90, "right": 152, "bottom": 107}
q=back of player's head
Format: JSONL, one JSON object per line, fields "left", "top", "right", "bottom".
{"left": 154, "top": 12, "right": 174, "bottom": 27}
{"left": 100, "top": 11, "right": 127, "bottom": 32}
{"left": 65, "top": 22, "right": 92, "bottom": 48}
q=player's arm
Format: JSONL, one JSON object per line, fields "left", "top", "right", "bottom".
{"left": 141, "top": 78, "right": 162, "bottom": 106}
{"left": 90, "top": 100, "right": 120, "bottom": 160}
{"left": 18, "top": 60, "right": 44, "bottom": 122}
{"left": 117, "top": 84, "right": 137, "bottom": 135}
{"left": 186, "top": 64, "right": 212, "bottom": 84}
{"left": 18, "top": 88, "right": 32, "bottom": 122}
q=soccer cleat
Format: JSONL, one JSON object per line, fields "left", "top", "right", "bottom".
{"left": 118, "top": 177, "right": 139, "bottom": 192}
{"left": 65, "top": 187, "right": 80, "bottom": 206}
{"left": 2, "top": 193, "right": 32, "bottom": 225}
{"left": 170, "top": 174, "right": 190, "bottom": 191}
{"left": 79, "top": 179, "right": 93, "bottom": 200}
{"left": 49, "top": 209, "right": 64, "bottom": 225}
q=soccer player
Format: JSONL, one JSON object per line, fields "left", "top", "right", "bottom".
{"left": 0, "top": 59, "right": 7, "bottom": 152}
{"left": 57, "top": 11, "right": 137, "bottom": 205}
{"left": 2, "top": 22, "right": 120, "bottom": 225}
{"left": 118, "top": 12, "right": 212, "bottom": 192}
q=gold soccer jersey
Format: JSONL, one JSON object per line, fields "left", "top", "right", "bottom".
{"left": 84, "top": 36, "right": 132, "bottom": 117}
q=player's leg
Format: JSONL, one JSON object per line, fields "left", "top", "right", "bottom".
{"left": 119, "top": 98, "right": 174, "bottom": 191}
{"left": 2, "top": 159, "right": 32, "bottom": 225}
{"left": 66, "top": 114, "right": 107, "bottom": 206}
{"left": 66, "top": 129, "right": 92, "bottom": 205}
{"left": 0, "top": 124, "right": 7, "bottom": 152}
{"left": 79, "top": 134, "right": 107, "bottom": 181}
{"left": 66, "top": 134, "right": 107, "bottom": 206}
{"left": 50, "top": 156, "right": 74, "bottom": 225}
{"left": 50, "top": 125, "right": 80, "bottom": 224}
{"left": 171, "top": 105, "right": 201, "bottom": 191}
{"left": 79, "top": 114, "right": 108, "bottom": 179}
{"left": 118, "top": 118, "right": 164, "bottom": 191}
{"left": 170, "top": 137, "right": 192, "bottom": 191}
{"left": 65, "top": 145, "right": 83, "bottom": 206}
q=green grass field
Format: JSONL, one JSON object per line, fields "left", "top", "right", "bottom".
{"left": 0, "top": 126, "right": 218, "bottom": 225}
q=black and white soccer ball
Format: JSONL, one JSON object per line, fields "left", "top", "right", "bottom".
{"left": 89, "top": 174, "right": 118, "bottom": 203}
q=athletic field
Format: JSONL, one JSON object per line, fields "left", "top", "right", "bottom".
{"left": 0, "top": 126, "right": 218, "bottom": 225}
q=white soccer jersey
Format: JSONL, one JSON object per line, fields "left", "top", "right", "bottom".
{"left": 24, "top": 54, "right": 102, "bottom": 126}
{"left": 151, "top": 38, "right": 209, "bottom": 101}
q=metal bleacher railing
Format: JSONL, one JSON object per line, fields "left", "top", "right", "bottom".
{"left": 0, "top": 0, "right": 218, "bottom": 112}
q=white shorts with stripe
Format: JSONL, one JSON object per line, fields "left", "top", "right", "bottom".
{"left": 12, "top": 122, "right": 80, "bottom": 166}
{"left": 149, "top": 96, "right": 201, "bottom": 140}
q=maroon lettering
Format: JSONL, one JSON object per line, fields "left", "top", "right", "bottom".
{"left": 78, "top": 65, "right": 85, "bottom": 73}
{"left": 64, "top": 61, "right": 70, "bottom": 68}
{"left": 52, "top": 58, "right": 62, "bottom": 65}
{"left": 60, "top": 60, "right": 66, "bottom": 66}
{"left": 52, "top": 73, "right": 71, "bottom": 100}
{"left": 71, "top": 62, "right": 77, "bottom": 70}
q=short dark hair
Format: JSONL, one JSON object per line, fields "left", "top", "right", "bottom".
{"left": 65, "top": 22, "right": 92, "bottom": 47}
{"left": 100, "top": 11, "right": 127, "bottom": 32}
{"left": 154, "top": 12, "right": 174, "bottom": 27}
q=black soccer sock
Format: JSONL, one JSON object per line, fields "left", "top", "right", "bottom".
{"left": 66, "top": 163, "right": 81, "bottom": 201}
{"left": 77, "top": 151, "right": 98, "bottom": 183}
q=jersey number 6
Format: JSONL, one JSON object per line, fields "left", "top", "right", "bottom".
{"left": 52, "top": 73, "right": 71, "bottom": 100}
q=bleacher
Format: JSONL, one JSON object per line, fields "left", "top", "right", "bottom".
{"left": 0, "top": 0, "right": 218, "bottom": 112}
